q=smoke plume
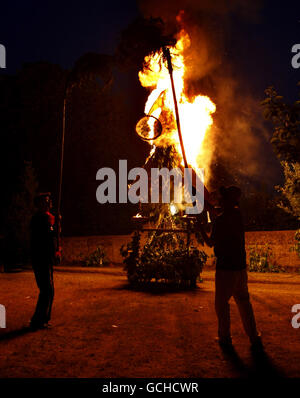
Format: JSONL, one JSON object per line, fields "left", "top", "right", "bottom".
{"left": 137, "top": 0, "right": 280, "bottom": 191}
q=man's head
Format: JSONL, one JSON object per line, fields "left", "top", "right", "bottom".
{"left": 34, "top": 192, "right": 52, "bottom": 212}
{"left": 219, "top": 186, "right": 241, "bottom": 209}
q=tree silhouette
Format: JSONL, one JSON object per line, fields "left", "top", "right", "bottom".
{"left": 262, "top": 84, "right": 300, "bottom": 223}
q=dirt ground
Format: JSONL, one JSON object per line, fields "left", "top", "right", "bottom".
{"left": 0, "top": 266, "right": 300, "bottom": 378}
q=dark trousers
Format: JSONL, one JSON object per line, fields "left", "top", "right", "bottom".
{"left": 215, "top": 269, "right": 258, "bottom": 343}
{"left": 31, "top": 262, "right": 54, "bottom": 325}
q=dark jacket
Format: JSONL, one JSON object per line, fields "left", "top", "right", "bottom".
{"left": 211, "top": 207, "right": 246, "bottom": 271}
{"left": 30, "top": 211, "right": 56, "bottom": 265}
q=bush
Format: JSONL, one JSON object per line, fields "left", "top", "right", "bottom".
{"left": 290, "top": 229, "right": 300, "bottom": 259}
{"left": 121, "top": 231, "right": 207, "bottom": 288}
{"left": 83, "top": 245, "right": 109, "bottom": 267}
{"left": 248, "top": 244, "right": 284, "bottom": 273}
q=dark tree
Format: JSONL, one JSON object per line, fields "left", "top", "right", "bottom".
{"left": 262, "top": 85, "right": 300, "bottom": 163}
{"left": 3, "top": 161, "right": 38, "bottom": 267}
{"left": 116, "top": 17, "right": 176, "bottom": 71}
{"left": 262, "top": 85, "right": 300, "bottom": 222}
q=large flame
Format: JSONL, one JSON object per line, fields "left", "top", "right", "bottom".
{"left": 138, "top": 30, "right": 216, "bottom": 173}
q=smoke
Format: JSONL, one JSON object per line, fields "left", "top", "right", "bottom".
{"left": 137, "top": 0, "right": 279, "bottom": 191}
{"left": 138, "top": 0, "right": 263, "bottom": 23}
{"left": 138, "top": 0, "right": 263, "bottom": 80}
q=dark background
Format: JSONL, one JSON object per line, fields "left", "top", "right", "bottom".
{"left": 0, "top": 0, "right": 299, "bottom": 236}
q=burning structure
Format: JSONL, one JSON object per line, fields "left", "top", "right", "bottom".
{"left": 138, "top": 29, "right": 216, "bottom": 174}
{"left": 121, "top": 18, "right": 217, "bottom": 287}
{"left": 134, "top": 24, "right": 217, "bottom": 221}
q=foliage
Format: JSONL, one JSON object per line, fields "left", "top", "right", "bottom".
{"left": 275, "top": 161, "right": 300, "bottom": 221}
{"left": 116, "top": 17, "right": 175, "bottom": 70}
{"left": 83, "top": 245, "right": 109, "bottom": 267}
{"left": 262, "top": 85, "right": 300, "bottom": 163}
{"left": 120, "top": 231, "right": 142, "bottom": 283}
{"left": 0, "top": 58, "right": 143, "bottom": 237}
{"left": 262, "top": 84, "right": 300, "bottom": 232}
{"left": 248, "top": 244, "right": 284, "bottom": 273}
{"left": 67, "top": 52, "right": 114, "bottom": 92}
{"left": 239, "top": 185, "right": 298, "bottom": 230}
{"left": 290, "top": 229, "right": 300, "bottom": 259}
{"left": 4, "top": 161, "right": 38, "bottom": 266}
{"left": 120, "top": 139, "right": 208, "bottom": 288}
{"left": 121, "top": 230, "right": 207, "bottom": 288}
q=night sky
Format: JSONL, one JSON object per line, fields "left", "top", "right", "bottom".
{"left": 1, "top": 0, "right": 300, "bottom": 98}
{"left": 0, "top": 1, "right": 139, "bottom": 73}
{"left": 227, "top": 1, "right": 300, "bottom": 100}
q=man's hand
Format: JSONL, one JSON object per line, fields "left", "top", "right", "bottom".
{"left": 198, "top": 222, "right": 214, "bottom": 248}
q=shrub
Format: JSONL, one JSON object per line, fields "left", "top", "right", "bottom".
{"left": 84, "top": 245, "right": 109, "bottom": 267}
{"left": 121, "top": 231, "right": 207, "bottom": 288}
{"left": 248, "top": 244, "right": 283, "bottom": 273}
{"left": 291, "top": 229, "right": 300, "bottom": 259}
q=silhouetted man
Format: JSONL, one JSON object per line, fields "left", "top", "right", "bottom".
{"left": 199, "top": 186, "right": 262, "bottom": 349}
{"left": 30, "top": 193, "right": 55, "bottom": 329}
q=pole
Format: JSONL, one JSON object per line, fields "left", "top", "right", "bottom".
{"left": 164, "top": 46, "right": 196, "bottom": 212}
{"left": 58, "top": 95, "right": 66, "bottom": 218}
{"left": 163, "top": 47, "right": 189, "bottom": 169}
{"left": 56, "top": 89, "right": 67, "bottom": 259}
{"left": 163, "top": 47, "right": 214, "bottom": 220}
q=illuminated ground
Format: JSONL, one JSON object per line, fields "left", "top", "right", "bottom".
{"left": 0, "top": 267, "right": 300, "bottom": 378}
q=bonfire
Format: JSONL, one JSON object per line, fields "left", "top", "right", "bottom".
{"left": 122, "top": 28, "right": 216, "bottom": 287}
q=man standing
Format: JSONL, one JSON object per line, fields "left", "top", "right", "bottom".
{"left": 30, "top": 192, "right": 55, "bottom": 330}
{"left": 199, "top": 186, "right": 262, "bottom": 350}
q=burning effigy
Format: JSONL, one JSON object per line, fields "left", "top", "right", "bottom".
{"left": 121, "top": 25, "right": 217, "bottom": 287}
{"left": 137, "top": 29, "right": 215, "bottom": 170}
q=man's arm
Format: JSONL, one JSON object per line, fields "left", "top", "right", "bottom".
{"left": 198, "top": 223, "right": 214, "bottom": 248}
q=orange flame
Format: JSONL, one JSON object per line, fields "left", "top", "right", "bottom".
{"left": 139, "top": 30, "right": 216, "bottom": 174}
